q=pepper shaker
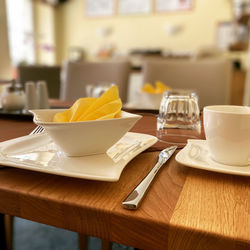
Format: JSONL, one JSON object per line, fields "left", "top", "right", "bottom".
{"left": 25, "top": 81, "right": 38, "bottom": 110}
{"left": 37, "top": 80, "right": 50, "bottom": 109}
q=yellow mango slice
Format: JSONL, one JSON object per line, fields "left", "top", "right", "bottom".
{"left": 53, "top": 97, "right": 96, "bottom": 122}
{"left": 69, "top": 97, "right": 97, "bottom": 122}
{"left": 97, "top": 110, "right": 121, "bottom": 120}
{"left": 78, "top": 85, "right": 119, "bottom": 120}
{"left": 141, "top": 83, "right": 155, "bottom": 93}
{"left": 53, "top": 85, "right": 122, "bottom": 122}
{"left": 79, "top": 99, "right": 122, "bottom": 121}
{"left": 114, "top": 110, "right": 121, "bottom": 118}
{"left": 53, "top": 109, "right": 71, "bottom": 122}
{"left": 155, "top": 81, "right": 171, "bottom": 93}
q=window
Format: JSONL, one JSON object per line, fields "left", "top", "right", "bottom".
{"left": 5, "top": 0, "right": 35, "bottom": 65}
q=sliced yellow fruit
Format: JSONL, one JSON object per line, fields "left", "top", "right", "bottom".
{"left": 53, "top": 97, "right": 96, "bottom": 122}
{"left": 141, "top": 83, "right": 155, "bottom": 93}
{"left": 53, "top": 109, "right": 71, "bottom": 122}
{"left": 69, "top": 97, "right": 97, "bottom": 122}
{"left": 81, "top": 99, "right": 122, "bottom": 121}
{"left": 155, "top": 81, "right": 171, "bottom": 93}
{"left": 53, "top": 85, "right": 122, "bottom": 122}
{"left": 79, "top": 85, "right": 119, "bottom": 120}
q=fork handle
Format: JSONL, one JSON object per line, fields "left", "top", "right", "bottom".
{"left": 122, "top": 161, "right": 163, "bottom": 210}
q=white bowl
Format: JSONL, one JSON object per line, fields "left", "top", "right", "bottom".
{"left": 30, "top": 109, "right": 142, "bottom": 157}
{"left": 136, "top": 91, "right": 163, "bottom": 109}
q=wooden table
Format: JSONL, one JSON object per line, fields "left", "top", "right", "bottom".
{"left": 0, "top": 115, "right": 249, "bottom": 250}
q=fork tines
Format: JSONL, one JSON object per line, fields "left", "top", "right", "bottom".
{"left": 30, "top": 126, "right": 45, "bottom": 135}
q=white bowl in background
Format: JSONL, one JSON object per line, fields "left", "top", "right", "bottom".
{"left": 30, "top": 109, "right": 142, "bottom": 157}
{"left": 135, "top": 91, "right": 163, "bottom": 110}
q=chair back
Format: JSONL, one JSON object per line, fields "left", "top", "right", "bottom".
{"left": 243, "top": 68, "right": 250, "bottom": 106}
{"left": 60, "top": 60, "right": 130, "bottom": 102}
{"left": 17, "top": 65, "right": 61, "bottom": 98}
{"left": 142, "top": 58, "right": 232, "bottom": 108}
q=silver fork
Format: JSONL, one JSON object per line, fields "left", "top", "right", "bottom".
{"left": 30, "top": 125, "right": 44, "bottom": 135}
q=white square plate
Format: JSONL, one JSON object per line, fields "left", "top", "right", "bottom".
{"left": 0, "top": 132, "right": 157, "bottom": 182}
{"left": 176, "top": 140, "right": 250, "bottom": 176}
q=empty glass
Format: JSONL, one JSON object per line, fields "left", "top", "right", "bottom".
{"left": 86, "top": 82, "right": 114, "bottom": 98}
{"left": 156, "top": 89, "right": 201, "bottom": 146}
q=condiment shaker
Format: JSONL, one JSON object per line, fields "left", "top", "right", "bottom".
{"left": 25, "top": 81, "right": 38, "bottom": 110}
{"left": 37, "top": 81, "right": 50, "bottom": 109}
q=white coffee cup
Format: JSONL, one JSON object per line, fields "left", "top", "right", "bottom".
{"left": 203, "top": 105, "right": 250, "bottom": 166}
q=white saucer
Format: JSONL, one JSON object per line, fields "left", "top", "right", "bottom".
{"left": 175, "top": 140, "right": 250, "bottom": 176}
{"left": 0, "top": 132, "right": 157, "bottom": 182}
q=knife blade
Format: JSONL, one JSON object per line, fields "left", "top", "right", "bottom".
{"left": 122, "top": 146, "right": 177, "bottom": 210}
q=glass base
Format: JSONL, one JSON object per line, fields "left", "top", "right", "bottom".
{"left": 156, "top": 129, "right": 201, "bottom": 147}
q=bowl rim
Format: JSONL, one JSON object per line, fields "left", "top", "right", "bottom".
{"left": 30, "top": 110, "right": 142, "bottom": 126}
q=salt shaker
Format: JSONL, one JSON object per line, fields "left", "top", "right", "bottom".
{"left": 25, "top": 81, "right": 38, "bottom": 110}
{"left": 37, "top": 81, "right": 50, "bottom": 109}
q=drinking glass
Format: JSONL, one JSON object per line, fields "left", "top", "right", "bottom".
{"left": 156, "top": 89, "right": 201, "bottom": 147}
{"left": 86, "top": 82, "right": 114, "bottom": 98}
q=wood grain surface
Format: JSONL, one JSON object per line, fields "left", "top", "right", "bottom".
{"left": 0, "top": 115, "right": 249, "bottom": 250}
{"left": 169, "top": 169, "right": 250, "bottom": 250}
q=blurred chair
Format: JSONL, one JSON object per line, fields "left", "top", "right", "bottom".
{"left": 17, "top": 65, "right": 61, "bottom": 99}
{"left": 142, "top": 58, "right": 232, "bottom": 108}
{"left": 60, "top": 60, "right": 130, "bottom": 102}
{"left": 192, "top": 45, "right": 223, "bottom": 59}
{"left": 243, "top": 69, "right": 250, "bottom": 106}
{"left": 243, "top": 51, "right": 250, "bottom": 106}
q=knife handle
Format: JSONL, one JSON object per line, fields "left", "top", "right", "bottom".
{"left": 122, "top": 161, "right": 163, "bottom": 210}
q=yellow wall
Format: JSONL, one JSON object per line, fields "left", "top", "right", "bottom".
{"left": 55, "top": 0, "right": 233, "bottom": 62}
{"left": 0, "top": 0, "right": 11, "bottom": 78}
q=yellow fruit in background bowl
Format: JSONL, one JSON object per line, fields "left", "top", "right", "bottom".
{"left": 141, "top": 81, "right": 171, "bottom": 94}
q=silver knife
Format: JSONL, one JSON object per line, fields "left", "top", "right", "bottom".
{"left": 122, "top": 146, "right": 177, "bottom": 210}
